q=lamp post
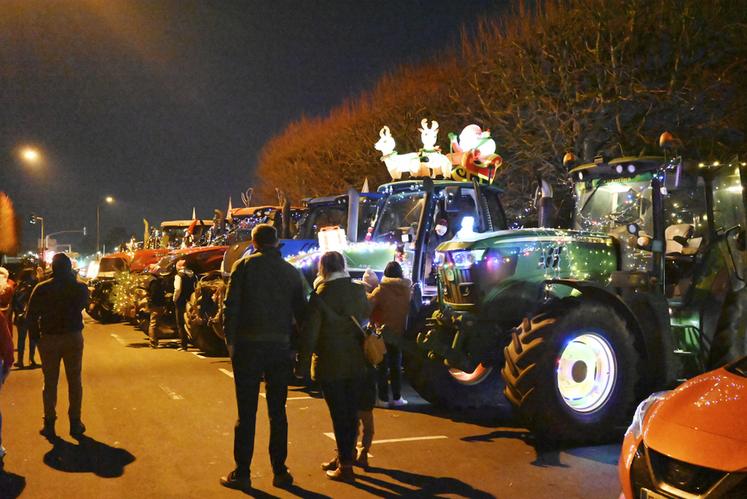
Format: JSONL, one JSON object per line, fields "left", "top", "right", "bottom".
{"left": 29, "top": 214, "right": 45, "bottom": 264}
{"left": 96, "top": 196, "right": 115, "bottom": 255}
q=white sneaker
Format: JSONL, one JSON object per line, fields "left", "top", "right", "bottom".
{"left": 389, "top": 397, "right": 408, "bottom": 407}
{"left": 374, "top": 398, "right": 389, "bottom": 408}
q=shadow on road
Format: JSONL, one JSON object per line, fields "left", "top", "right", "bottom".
{"left": 0, "top": 470, "right": 26, "bottom": 498}
{"left": 234, "top": 484, "right": 332, "bottom": 499}
{"left": 354, "top": 466, "right": 495, "bottom": 498}
{"left": 43, "top": 435, "right": 135, "bottom": 478}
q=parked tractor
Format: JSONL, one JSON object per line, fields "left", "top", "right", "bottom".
{"left": 87, "top": 252, "right": 131, "bottom": 323}
{"left": 416, "top": 134, "right": 747, "bottom": 442}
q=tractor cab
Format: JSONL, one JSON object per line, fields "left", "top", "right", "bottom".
{"left": 568, "top": 152, "right": 747, "bottom": 374}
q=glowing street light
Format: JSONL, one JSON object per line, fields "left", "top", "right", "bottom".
{"left": 19, "top": 146, "right": 41, "bottom": 164}
{"left": 96, "top": 196, "right": 115, "bottom": 255}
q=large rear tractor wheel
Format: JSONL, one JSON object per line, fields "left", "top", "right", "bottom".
{"left": 403, "top": 307, "right": 505, "bottom": 409}
{"left": 502, "top": 300, "right": 640, "bottom": 443}
{"left": 184, "top": 279, "right": 227, "bottom": 356}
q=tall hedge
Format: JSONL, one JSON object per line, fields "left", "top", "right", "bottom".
{"left": 255, "top": 0, "right": 747, "bottom": 221}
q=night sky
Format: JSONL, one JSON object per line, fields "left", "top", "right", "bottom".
{"left": 1, "top": 0, "right": 505, "bottom": 253}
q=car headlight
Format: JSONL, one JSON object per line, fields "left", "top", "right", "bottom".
{"left": 627, "top": 391, "right": 669, "bottom": 440}
{"left": 450, "top": 249, "right": 485, "bottom": 269}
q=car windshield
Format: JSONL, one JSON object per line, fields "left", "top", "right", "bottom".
{"left": 374, "top": 190, "right": 426, "bottom": 242}
{"left": 295, "top": 205, "right": 347, "bottom": 239}
{"left": 574, "top": 177, "right": 653, "bottom": 234}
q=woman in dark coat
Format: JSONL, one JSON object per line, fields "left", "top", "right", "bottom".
{"left": 299, "top": 251, "right": 370, "bottom": 482}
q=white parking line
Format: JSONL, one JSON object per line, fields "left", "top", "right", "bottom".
{"left": 259, "top": 393, "right": 312, "bottom": 400}
{"left": 324, "top": 433, "right": 448, "bottom": 445}
{"left": 110, "top": 333, "right": 127, "bottom": 346}
{"left": 159, "top": 384, "right": 184, "bottom": 400}
{"left": 219, "top": 368, "right": 234, "bottom": 378}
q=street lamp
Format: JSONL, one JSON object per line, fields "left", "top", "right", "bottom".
{"left": 19, "top": 146, "right": 41, "bottom": 165}
{"left": 29, "top": 214, "right": 45, "bottom": 264}
{"left": 96, "top": 196, "right": 115, "bottom": 255}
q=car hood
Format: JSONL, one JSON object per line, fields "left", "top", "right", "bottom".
{"left": 644, "top": 369, "right": 747, "bottom": 472}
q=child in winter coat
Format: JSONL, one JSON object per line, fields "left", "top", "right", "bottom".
{"left": 368, "top": 261, "right": 412, "bottom": 407}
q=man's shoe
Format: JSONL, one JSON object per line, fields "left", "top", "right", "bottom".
{"left": 272, "top": 470, "right": 293, "bottom": 488}
{"left": 13, "top": 361, "right": 23, "bottom": 369}
{"left": 390, "top": 397, "right": 408, "bottom": 407}
{"left": 176, "top": 346, "right": 187, "bottom": 351}
{"left": 150, "top": 343, "right": 159, "bottom": 349}
{"left": 220, "top": 470, "right": 251, "bottom": 492}
{"left": 29, "top": 360, "right": 39, "bottom": 368}
{"left": 40, "top": 419, "right": 55, "bottom": 438}
{"left": 70, "top": 420, "right": 86, "bottom": 436}
{"left": 354, "top": 448, "right": 369, "bottom": 469}
{"left": 326, "top": 464, "right": 355, "bottom": 482}
{"left": 321, "top": 456, "right": 339, "bottom": 471}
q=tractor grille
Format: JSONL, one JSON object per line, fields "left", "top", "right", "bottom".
{"left": 441, "top": 268, "right": 475, "bottom": 305}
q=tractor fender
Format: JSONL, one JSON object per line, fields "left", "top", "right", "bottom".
{"left": 545, "top": 279, "right": 677, "bottom": 393}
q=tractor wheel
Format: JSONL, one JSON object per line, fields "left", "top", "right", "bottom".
{"left": 184, "top": 281, "right": 227, "bottom": 356}
{"left": 502, "top": 300, "right": 640, "bottom": 443}
{"left": 403, "top": 306, "right": 505, "bottom": 409}
{"left": 709, "top": 288, "right": 747, "bottom": 368}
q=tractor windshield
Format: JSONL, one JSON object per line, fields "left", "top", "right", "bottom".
{"left": 574, "top": 176, "right": 654, "bottom": 272}
{"left": 373, "top": 190, "right": 426, "bottom": 242}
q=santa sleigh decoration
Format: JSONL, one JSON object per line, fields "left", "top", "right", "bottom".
{"left": 375, "top": 120, "right": 502, "bottom": 184}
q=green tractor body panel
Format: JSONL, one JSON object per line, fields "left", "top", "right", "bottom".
{"left": 436, "top": 228, "right": 618, "bottom": 324}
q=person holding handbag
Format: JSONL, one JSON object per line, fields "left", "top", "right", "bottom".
{"left": 298, "top": 251, "right": 371, "bottom": 482}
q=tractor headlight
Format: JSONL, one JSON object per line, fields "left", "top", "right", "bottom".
{"left": 450, "top": 249, "right": 485, "bottom": 269}
{"left": 627, "top": 391, "right": 669, "bottom": 440}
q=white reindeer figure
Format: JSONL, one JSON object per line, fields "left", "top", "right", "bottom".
{"left": 417, "top": 119, "right": 452, "bottom": 178}
{"left": 375, "top": 126, "right": 418, "bottom": 180}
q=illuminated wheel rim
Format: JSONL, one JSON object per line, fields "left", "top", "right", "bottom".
{"left": 556, "top": 332, "right": 617, "bottom": 413}
{"left": 448, "top": 364, "right": 493, "bottom": 385}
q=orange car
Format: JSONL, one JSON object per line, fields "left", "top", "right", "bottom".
{"left": 619, "top": 356, "right": 747, "bottom": 498}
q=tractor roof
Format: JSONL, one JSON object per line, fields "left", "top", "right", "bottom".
{"left": 569, "top": 156, "right": 666, "bottom": 178}
{"left": 378, "top": 179, "right": 503, "bottom": 193}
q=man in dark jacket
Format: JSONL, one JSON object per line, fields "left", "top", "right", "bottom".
{"left": 27, "top": 253, "right": 89, "bottom": 438}
{"left": 147, "top": 270, "right": 169, "bottom": 349}
{"left": 220, "top": 224, "right": 306, "bottom": 492}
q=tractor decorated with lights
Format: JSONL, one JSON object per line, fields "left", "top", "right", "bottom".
{"left": 416, "top": 132, "right": 747, "bottom": 442}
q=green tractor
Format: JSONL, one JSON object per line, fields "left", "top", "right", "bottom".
{"left": 414, "top": 136, "right": 747, "bottom": 442}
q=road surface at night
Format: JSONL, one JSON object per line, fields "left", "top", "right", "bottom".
{"left": 1, "top": 316, "right": 621, "bottom": 498}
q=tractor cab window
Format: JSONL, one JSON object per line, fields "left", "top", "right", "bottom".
{"left": 357, "top": 197, "right": 379, "bottom": 241}
{"left": 296, "top": 205, "right": 347, "bottom": 239}
{"left": 574, "top": 177, "right": 654, "bottom": 272}
{"left": 712, "top": 167, "right": 746, "bottom": 233}
{"left": 374, "top": 190, "right": 426, "bottom": 242}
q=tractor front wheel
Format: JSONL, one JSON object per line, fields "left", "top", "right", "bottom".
{"left": 502, "top": 300, "right": 640, "bottom": 443}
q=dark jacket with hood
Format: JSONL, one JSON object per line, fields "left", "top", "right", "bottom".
{"left": 300, "top": 273, "right": 370, "bottom": 382}
{"left": 26, "top": 271, "right": 89, "bottom": 339}
{"left": 223, "top": 247, "right": 306, "bottom": 346}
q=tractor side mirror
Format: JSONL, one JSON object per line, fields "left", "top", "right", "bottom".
{"left": 444, "top": 186, "right": 461, "bottom": 213}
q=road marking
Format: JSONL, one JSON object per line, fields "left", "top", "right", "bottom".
{"left": 259, "top": 393, "right": 312, "bottom": 400}
{"left": 110, "top": 333, "right": 127, "bottom": 346}
{"left": 191, "top": 352, "right": 206, "bottom": 359}
{"left": 324, "top": 433, "right": 447, "bottom": 445}
{"left": 159, "top": 384, "right": 184, "bottom": 400}
{"left": 219, "top": 368, "right": 234, "bottom": 378}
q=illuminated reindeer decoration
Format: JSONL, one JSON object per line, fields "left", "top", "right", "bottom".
{"left": 375, "top": 120, "right": 452, "bottom": 180}
{"left": 374, "top": 126, "right": 418, "bottom": 180}
{"left": 417, "top": 119, "right": 452, "bottom": 178}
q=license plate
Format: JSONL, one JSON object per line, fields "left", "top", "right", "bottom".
{"left": 640, "top": 488, "right": 668, "bottom": 499}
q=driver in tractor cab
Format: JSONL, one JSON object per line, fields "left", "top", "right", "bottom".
{"left": 424, "top": 217, "right": 453, "bottom": 285}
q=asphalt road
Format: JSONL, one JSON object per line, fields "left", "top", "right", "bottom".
{"left": 0, "top": 316, "right": 622, "bottom": 498}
